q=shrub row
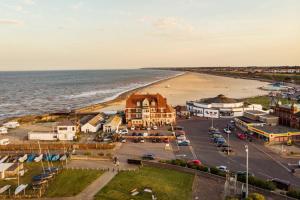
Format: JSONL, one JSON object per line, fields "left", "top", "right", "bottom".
{"left": 162, "top": 159, "right": 275, "bottom": 191}
{"left": 287, "top": 190, "right": 300, "bottom": 199}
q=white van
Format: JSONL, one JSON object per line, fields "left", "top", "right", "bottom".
{"left": 4, "top": 121, "right": 20, "bottom": 129}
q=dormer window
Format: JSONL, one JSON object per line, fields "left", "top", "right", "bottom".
{"left": 137, "top": 101, "right": 141, "bottom": 106}
{"left": 143, "top": 98, "right": 149, "bottom": 106}
{"left": 151, "top": 101, "right": 156, "bottom": 106}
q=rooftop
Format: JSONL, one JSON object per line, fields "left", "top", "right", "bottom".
{"left": 57, "top": 120, "right": 75, "bottom": 126}
{"left": 236, "top": 116, "right": 263, "bottom": 124}
{"left": 87, "top": 114, "right": 104, "bottom": 126}
{"left": 198, "top": 94, "right": 241, "bottom": 104}
{"left": 245, "top": 110, "right": 267, "bottom": 115}
{"left": 253, "top": 125, "right": 300, "bottom": 134}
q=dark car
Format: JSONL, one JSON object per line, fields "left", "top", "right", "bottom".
{"left": 221, "top": 147, "right": 233, "bottom": 153}
{"left": 133, "top": 138, "right": 140, "bottom": 143}
{"left": 236, "top": 171, "right": 255, "bottom": 177}
{"left": 138, "top": 133, "right": 143, "bottom": 136}
{"left": 270, "top": 178, "right": 291, "bottom": 191}
{"left": 132, "top": 132, "right": 137, "bottom": 136}
{"left": 155, "top": 133, "right": 160, "bottom": 136}
{"left": 142, "top": 153, "right": 155, "bottom": 160}
{"left": 217, "top": 143, "right": 230, "bottom": 148}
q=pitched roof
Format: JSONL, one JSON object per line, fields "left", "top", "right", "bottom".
{"left": 126, "top": 93, "right": 168, "bottom": 108}
{"left": 104, "top": 115, "right": 121, "bottom": 126}
{"left": 87, "top": 114, "right": 104, "bottom": 127}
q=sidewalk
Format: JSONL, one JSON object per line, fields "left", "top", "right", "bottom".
{"left": 34, "top": 170, "right": 118, "bottom": 200}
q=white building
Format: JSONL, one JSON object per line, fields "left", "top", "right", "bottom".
{"left": 56, "top": 120, "right": 76, "bottom": 140}
{"left": 187, "top": 94, "right": 263, "bottom": 118}
{"left": 0, "top": 127, "right": 8, "bottom": 134}
{"left": 3, "top": 121, "right": 20, "bottom": 129}
{"left": 28, "top": 120, "right": 76, "bottom": 141}
{"left": 103, "top": 115, "right": 122, "bottom": 133}
{"left": 81, "top": 114, "right": 104, "bottom": 133}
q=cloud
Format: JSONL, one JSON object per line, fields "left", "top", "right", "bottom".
{"left": 0, "top": 19, "right": 23, "bottom": 25}
{"left": 23, "top": 0, "right": 35, "bottom": 5}
{"left": 153, "top": 17, "right": 195, "bottom": 33}
{"left": 71, "top": 1, "right": 83, "bottom": 10}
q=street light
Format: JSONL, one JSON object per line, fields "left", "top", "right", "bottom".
{"left": 245, "top": 144, "right": 249, "bottom": 198}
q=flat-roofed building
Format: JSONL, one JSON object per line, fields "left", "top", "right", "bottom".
{"left": 125, "top": 93, "right": 176, "bottom": 127}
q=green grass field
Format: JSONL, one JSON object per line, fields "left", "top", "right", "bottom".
{"left": 95, "top": 166, "right": 194, "bottom": 200}
{"left": 45, "top": 169, "right": 103, "bottom": 197}
{"left": 242, "top": 95, "right": 290, "bottom": 109}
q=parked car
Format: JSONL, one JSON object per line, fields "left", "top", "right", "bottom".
{"left": 143, "top": 132, "right": 148, "bottom": 137}
{"left": 217, "top": 165, "right": 229, "bottom": 172}
{"left": 142, "top": 153, "right": 155, "bottom": 160}
{"left": 177, "top": 135, "right": 186, "bottom": 141}
{"left": 223, "top": 128, "right": 231, "bottom": 134}
{"left": 236, "top": 171, "right": 254, "bottom": 177}
{"left": 214, "top": 137, "right": 226, "bottom": 143}
{"left": 130, "top": 126, "right": 135, "bottom": 131}
{"left": 121, "top": 138, "right": 126, "bottom": 143}
{"left": 119, "top": 129, "right": 128, "bottom": 135}
{"left": 163, "top": 138, "right": 169, "bottom": 143}
{"left": 138, "top": 133, "right": 143, "bottom": 136}
{"left": 270, "top": 178, "right": 291, "bottom": 191}
{"left": 147, "top": 127, "right": 151, "bottom": 131}
{"left": 152, "top": 138, "right": 161, "bottom": 143}
{"left": 237, "top": 133, "right": 246, "bottom": 140}
{"left": 174, "top": 126, "right": 184, "bottom": 131}
{"left": 188, "top": 159, "right": 202, "bottom": 166}
{"left": 155, "top": 133, "right": 161, "bottom": 136}
{"left": 221, "top": 147, "right": 233, "bottom": 153}
{"left": 140, "top": 139, "right": 145, "bottom": 143}
{"left": 132, "top": 132, "right": 137, "bottom": 136}
{"left": 133, "top": 138, "right": 140, "bottom": 143}
{"left": 178, "top": 140, "right": 190, "bottom": 146}
{"left": 217, "top": 143, "right": 230, "bottom": 148}
{"left": 152, "top": 126, "right": 158, "bottom": 130}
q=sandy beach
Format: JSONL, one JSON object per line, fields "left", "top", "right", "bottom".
{"left": 99, "top": 72, "right": 269, "bottom": 112}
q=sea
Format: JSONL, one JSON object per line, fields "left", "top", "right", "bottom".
{"left": 0, "top": 69, "right": 180, "bottom": 120}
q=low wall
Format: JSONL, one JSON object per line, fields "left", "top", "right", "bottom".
{"left": 142, "top": 161, "right": 296, "bottom": 200}
{"left": 0, "top": 142, "right": 115, "bottom": 151}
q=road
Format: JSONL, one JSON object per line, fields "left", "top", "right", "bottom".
{"left": 175, "top": 118, "right": 300, "bottom": 187}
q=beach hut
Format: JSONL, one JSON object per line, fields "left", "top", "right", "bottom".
{"left": 3, "top": 121, "right": 20, "bottom": 129}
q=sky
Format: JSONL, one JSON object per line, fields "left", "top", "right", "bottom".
{"left": 0, "top": 0, "right": 300, "bottom": 71}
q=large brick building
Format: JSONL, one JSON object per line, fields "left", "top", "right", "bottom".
{"left": 125, "top": 93, "right": 176, "bottom": 127}
{"left": 273, "top": 103, "right": 300, "bottom": 129}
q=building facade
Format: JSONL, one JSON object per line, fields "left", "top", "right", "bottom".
{"left": 103, "top": 115, "right": 122, "bottom": 133}
{"left": 81, "top": 114, "right": 104, "bottom": 133}
{"left": 187, "top": 94, "right": 263, "bottom": 118}
{"left": 125, "top": 93, "right": 176, "bottom": 127}
{"left": 273, "top": 103, "right": 300, "bottom": 129}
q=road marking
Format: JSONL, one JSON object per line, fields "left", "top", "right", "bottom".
{"left": 189, "top": 145, "right": 198, "bottom": 160}
{"left": 250, "top": 143, "right": 291, "bottom": 173}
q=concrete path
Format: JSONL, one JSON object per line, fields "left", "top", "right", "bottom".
{"left": 34, "top": 170, "right": 118, "bottom": 200}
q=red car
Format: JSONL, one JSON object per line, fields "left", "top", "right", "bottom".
{"left": 237, "top": 133, "right": 246, "bottom": 140}
{"left": 163, "top": 138, "right": 169, "bottom": 143}
{"left": 188, "top": 159, "right": 202, "bottom": 166}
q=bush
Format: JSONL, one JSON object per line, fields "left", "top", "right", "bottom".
{"left": 237, "top": 176, "right": 276, "bottom": 191}
{"left": 196, "top": 165, "right": 209, "bottom": 172}
{"left": 209, "top": 167, "right": 225, "bottom": 177}
{"left": 169, "top": 159, "right": 187, "bottom": 167}
{"left": 287, "top": 189, "right": 300, "bottom": 199}
{"left": 246, "top": 193, "right": 265, "bottom": 200}
{"left": 83, "top": 151, "right": 92, "bottom": 156}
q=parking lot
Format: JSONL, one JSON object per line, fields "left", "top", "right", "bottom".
{"left": 176, "top": 118, "right": 300, "bottom": 187}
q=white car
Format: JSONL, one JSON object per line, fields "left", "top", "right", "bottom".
{"left": 143, "top": 132, "right": 148, "bottom": 137}
{"left": 119, "top": 129, "right": 128, "bottom": 135}
{"left": 177, "top": 135, "right": 186, "bottom": 141}
{"left": 147, "top": 127, "right": 151, "bottom": 131}
{"left": 217, "top": 165, "right": 229, "bottom": 172}
{"left": 223, "top": 128, "right": 231, "bottom": 134}
{"left": 121, "top": 139, "right": 126, "bottom": 143}
{"left": 140, "top": 139, "right": 145, "bottom": 143}
{"left": 152, "top": 126, "right": 158, "bottom": 130}
{"left": 130, "top": 126, "right": 135, "bottom": 130}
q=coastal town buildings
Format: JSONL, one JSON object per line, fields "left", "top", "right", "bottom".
{"left": 0, "top": 127, "right": 8, "bottom": 134}
{"left": 80, "top": 114, "right": 104, "bottom": 133}
{"left": 187, "top": 94, "right": 262, "bottom": 118}
{"left": 125, "top": 93, "right": 176, "bottom": 127}
{"left": 273, "top": 103, "right": 300, "bottom": 129}
{"left": 235, "top": 109, "right": 300, "bottom": 143}
{"left": 103, "top": 115, "right": 122, "bottom": 133}
{"left": 28, "top": 120, "right": 76, "bottom": 141}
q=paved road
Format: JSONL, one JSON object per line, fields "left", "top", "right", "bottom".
{"left": 176, "top": 118, "right": 300, "bottom": 187}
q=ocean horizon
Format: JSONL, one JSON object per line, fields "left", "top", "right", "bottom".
{"left": 0, "top": 69, "right": 181, "bottom": 120}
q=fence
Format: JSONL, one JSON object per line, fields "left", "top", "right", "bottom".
{"left": 0, "top": 142, "right": 115, "bottom": 152}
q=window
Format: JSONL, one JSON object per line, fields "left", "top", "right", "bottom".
{"left": 137, "top": 101, "right": 141, "bottom": 106}
{"left": 58, "top": 127, "right": 67, "bottom": 131}
{"left": 151, "top": 101, "right": 156, "bottom": 106}
{"left": 72, "top": 127, "right": 75, "bottom": 131}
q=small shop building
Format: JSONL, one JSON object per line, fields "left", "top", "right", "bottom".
{"left": 103, "top": 115, "right": 122, "bottom": 133}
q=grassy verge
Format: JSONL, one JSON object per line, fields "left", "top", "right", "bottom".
{"left": 242, "top": 95, "right": 290, "bottom": 110}
{"left": 95, "top": 166, "right": 194, "bottom": 200}
{"left": 45, "top": 169, "right": 103, "bottom": 197}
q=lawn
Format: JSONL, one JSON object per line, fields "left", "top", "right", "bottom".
{"left": 45, "top": 169, "right": 103, "bottom": 197}
{"left": 94, "top": 166, "right": 194, "bottom": 200}
{"left": 242, "top": 95, "right": 290, "bottom": 109}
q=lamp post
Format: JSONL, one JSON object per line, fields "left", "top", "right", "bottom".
{"left": 245, "top": 144, "right": 249, "bottom": 198}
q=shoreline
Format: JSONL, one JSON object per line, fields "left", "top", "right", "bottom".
{"left": 0, "top": 71, "right": 186, "bottom": 123}
{"left": 75, "top": 71, "right": 186, "bottom": 113}
{"left": 1, "top": 71, "right": 270, "bottom": 123}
